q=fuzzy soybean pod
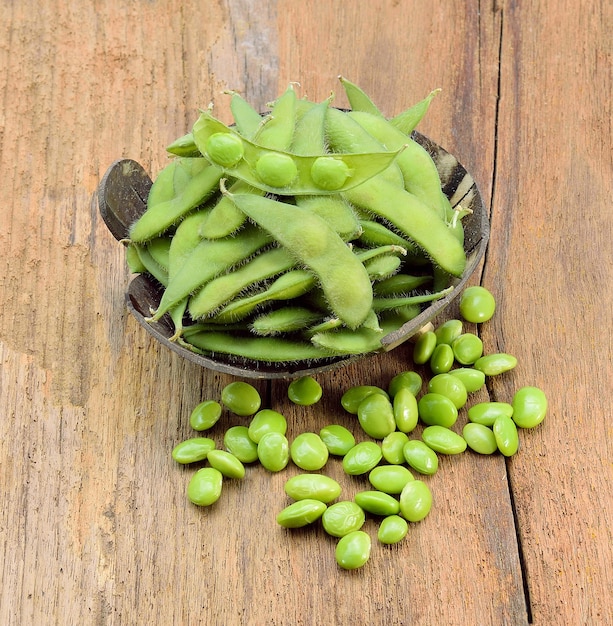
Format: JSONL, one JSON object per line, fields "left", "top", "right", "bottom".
{"left": 310, "top": 326, "right": 384, "bottom": 356}
{"left": 147, "top": 224, "right": 271, "bottom": 322}
{"left": 188, "top": 246, "right": 295, "bottom": 319}
{"left": 250, "top": 307, "right": 323, "bottom": 336}
{"left": 348, "top": 110, "right": 455, "bottom": 222}
{"left": 166, "top": 133, "right": 200, "bottom": 158}
{"left": 130, "top": 158, "right": 223, "bottom": 242}
{"left": 389, "top": 88, "right": 442, "bottom": 135}
{"left": 133, "top": 244, "right": 169, "bottom": 287}
{"left": 338, "top": 75, "right": 384, "bottom": 116}
{"left": 225, "top": 191, "right": 373, "bottom": 329}
{"left": 226, "top": 90, "right": 265, "bottom": 139}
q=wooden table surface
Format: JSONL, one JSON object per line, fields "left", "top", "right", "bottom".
{"left": 1, "top": 1, "right": 611, "bottom": 624}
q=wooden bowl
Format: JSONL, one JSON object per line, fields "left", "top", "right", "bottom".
{"left": 98, "top": 132, "right": 489, "bottom": 379}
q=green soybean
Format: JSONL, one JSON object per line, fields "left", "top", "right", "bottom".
{"left": 319, "top": 425, "right": 356, "bottom": 456}
{"left": 399, "top": 480, "right": 433, "bottom": 522}
{"left": 378, "top": 515, "right": 409, "bottom": 545}
{"left": 418, "top": 393, "right": 458, "bottom": 427}
{"left": 290, "top": 433, "right": 329, "bottom": 471}
{"left": 511, "top": 386, "right": 548, "bottom": 428}
{"left": 276, "top": 499, "right": 327, "bottom": 528}
{"left": 341, "top": 385, "right": 389, "bottom": 414}
{"left": 354, "top": 491, "right": 400, "bottom": 516}
{"left": 342, "top": 442, "right": 383, "bottom": 475}
{"left": 427, "top": 374, "right": 468, "bottom": 409}
{"left": 287, "top": 376, "right": 323, "bottom": 406}
{"left": 429, "top": 343, "right": 455, "bottom": 374}
{"left": 459, "top": 286, "right": 496, "bottom": 323}
{"left": 468, "top": 402, "right": 514, "bottom": 427}
{"left": 322, "top": 501, "right": 366, "bottom": 537}
{"left": 449, "top": 368, "right": 486, "bottom": 393}
{"left": 413, "top": 331, "right": 437, "bottom": 365}
{"left": 369, "top": 465, "right": 414, "bottom": 494}
{"left": 257, "top": 432, "right": 290, "bottom": 472}
{"left": 248, "top": 409, "right": 287, "bottom": 443}
{"left": 388, "top": 371, "right": 423, "bottom": 398}
{"left": 187, "top": 467, "right": 223, "bottom": 507}
{"left": 381, "top": 431, "right": 411, "bottom": 465}
{"left": 462, "top": 423, "right": 498, "bottom": 455}
{"left": 207, "top": 449, "right": 246, "bottom": 479}
{"left": 172, "top": 437, "right": 216, "bottom": 464}
{"left": 474, "top": 353, "right": 518, "bottom": 376}
{"left": 392, "top": 388, "right": 419, "bottom": 433}
{"left": 223, "top": 426, "right": 259, "bottom": 463}
{"left": 493, "top": 416, "right": 519, "bottom": 456}
{"left": 451, "top": 333, "right": 484, "bottom": 365}
{"left": 284, "top": 474, "right": 342, "bottom": 503}
{"left": 422, "top": 425, "right": 467, "bottom": 455}
{"left": 357, "top": 392, "right": 396, "bottom": 439}
{"left": 403, "top": 440, "right": 439, "bottom": 475}
{"left": 221, "top": 381, "right": 262, "bottom": 416}
{"left": 335, "top": 530, "right": 371, "bottom": 570}
{"left": 434, "top": 319, "right": 463, "bottom": 345}
{"left": 189, "top": 400, "right": 222, "bottom": 431}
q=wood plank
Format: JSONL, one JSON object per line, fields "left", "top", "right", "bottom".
{"left": 488, "top": 1, "right": 613, "bottom": 623}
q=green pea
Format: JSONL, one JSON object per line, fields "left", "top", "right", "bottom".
{"left": 206, "top": 449, "right": 245, "bottom": 479}
{"left": 354, "top": 491, "right": 400, "bottom": 516}
{"left": 369, "top": 465, "right": 414, "bottom": 494}
{"left": 429, "top": 343, "right": 455, "bottom": 374}
{"left": 422, "top": 425, "right": 467, "bottom": 455}
{"left": 493, "top": 416, "right": 519, "bottom": 456}
{"left": 511, "top": 386, "right": 548, "bottom": 428}
{"left": 412, "top": 330, "right": 437, "bottom": 364}
{"left": 255, "top": 152, "right": 298, "bottom": 187}
{"left": 189, "top": 400, "right": 222, "bottom": 431}
{"left": 257, "top": 432, "right": 290, "bottom": 472}
{"left": 467, "top": 402, "right": 514, "bottom": 426}
{"left": 284, "top": 474, "right": 342, "bottom": 503}
{"left": 392, "top": 387, "right": 419, "bottom": 433}
{"left": 342, "top": 441, "right": 383, "bottom": 475}
{"left": 172, "top": 437, "right": 216, "bottom": 464}
{"left": 462, "top": 422, "right": 498, "bottom": 455}
{"left": 357, "top": 392, "right": 396, "bottom": 439}
{"left": 335, "top": 530, "right": 371, "bottom": 570}
{"left": 276, "top": 499, "right": 327, "bottom": 528}
{"left": 223, "top": 425, "right": 259, "bottom": 463}
{"left": 381, "top": 431, "right": 410, "bottom": 465}
{"left": 427, "top": 374, "right": 468, "bottom": 409}
{"left": 248, "top": 409, "right": 287, "bottom": 443}
{"left": 205, "top": 132, "right": 245, "bottom": 167}
{"left": 322, "top": 501, "right": 366, "bottom": 537}
{"left": 287, "top": 375, "right": 323, "bottom": 406}
{"left": 449, "top": 367, "right": 486, "bottom": 392}
{"left": 451, "top": 333, "right": 484, "bottom": 365}
{"left": 319, "top": 424, "right": 356, "bottom": 456}
{"left": 388, "top": 370, "right": 422, "bottom": 397}
{"left": 459, "top": 285, "right": 496, "bottom": 323}
{"left": 473, "top": 353, "right": 517, "bottom": 376}
{"left": 290, "top": 433, "right": 329, "bottom": 471}
{"left": 341, "top": 385, "right": 389, "bottom": 414}
{"left": 403, "top": 440, "right": 439, "bottom": 475}
{"left": 399, "top": 480, "right": 432, "bottom": 522}
{"left": 187, "top": 467, "right": 223, "bottom": 507}
{"left": 434, "top": 319, "right": 463, "bottom": 345}
{"left": 310, "top": 156, "right": 352, "bottom": 190}
{"left": 418, "top": 393, "right": 458, "bottom": 428}
{"left": 221, "top": 381, "right": 262, "bottom": 416}
{"left": 378, "top": 515, "right": 409, "bottom": 545}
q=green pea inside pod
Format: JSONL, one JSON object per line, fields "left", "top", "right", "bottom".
{"left": 310, "top": 156, "right": 352, "bottom": 190}
{"left": 255, "top": 152, "right": 299, "bottom": 188}
{"left": 205, "top": 132, "right": 245, "bottom": 167}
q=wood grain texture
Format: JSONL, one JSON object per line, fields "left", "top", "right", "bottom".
{"left": 0, "top": 0, "right": 611, "bottom": 625}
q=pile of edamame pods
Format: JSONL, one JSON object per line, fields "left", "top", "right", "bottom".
{"left": 172, "top": 286, "right": 548, "bottom": 570}
{"left": 125, "top": 77, "right": 473, "bottom": 364}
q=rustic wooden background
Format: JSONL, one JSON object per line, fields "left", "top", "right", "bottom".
{"left": 1, "top": 1, "right": 611, "bottom": 624}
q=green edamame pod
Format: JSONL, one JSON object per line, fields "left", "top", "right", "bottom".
{"left": 373, "top": 273, "right": 433, "bottom": 296}
{"left": 371, "top": 287, "right": 453, "bottom": 312}
{"left": 339, "top": 75, "right": 384, "bottom": 117}
{"left": 224, "top": 191, "right": 373, "bottom": 328}
{"left": 166, "top": 132, "right": 200, "bottom": 157}
{"left": 226, "top": 90, "right": 265, "bottom": 139}
{"left": 134, "top": 244, "right": 168, "bottom": 286}
{"left": 130, "top": 158, "right": 223, "bottom": 242}
{"left": 250, "top": 306, "right": 323, "bottom": 336}
{"left": 311, "top": 326, "right": 384, "bottom": 356}
{"left": 389, "top": 88, "right": 441, "bottom": 135}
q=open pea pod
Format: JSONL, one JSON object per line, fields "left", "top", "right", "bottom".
{"left": 191, "top": 110, "right": 405, "bottom": 196}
